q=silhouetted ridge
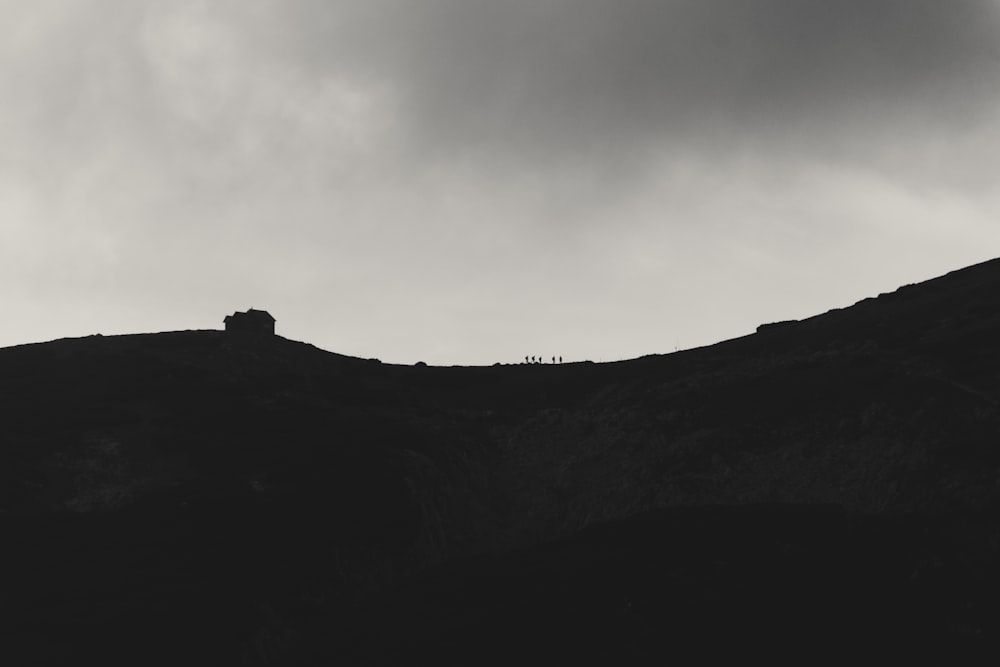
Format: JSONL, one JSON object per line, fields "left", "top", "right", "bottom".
{"left": 4, "top": 257, "right": 1000, "bottom": 663}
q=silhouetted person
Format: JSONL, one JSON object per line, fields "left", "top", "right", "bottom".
{"left": 525, "top": 356, "right": 529, "bottom": 364}
{"left": 531, "top": 356, "right": 535, "bottom": 364}
{"left": 552, "top": 356, "right": 555, "bottom": 364}
{"left": 559, "top": 356, "right": 562, "bottom": 363}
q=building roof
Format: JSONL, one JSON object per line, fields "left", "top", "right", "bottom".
{"left": 224, "top": 308, "right": 275, "bottom": 323}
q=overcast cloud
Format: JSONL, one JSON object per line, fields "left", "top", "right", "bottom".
{"left": 3, "top": 1, "right": 1000, "bottom": 364}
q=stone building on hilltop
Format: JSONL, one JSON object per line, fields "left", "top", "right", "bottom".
{"left": 224, "top": 308, "right": 275, "bottom": 335}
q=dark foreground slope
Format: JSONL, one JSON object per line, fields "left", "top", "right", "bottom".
{"left": 3, "top": 258, "right": 1000, "bottom": 663}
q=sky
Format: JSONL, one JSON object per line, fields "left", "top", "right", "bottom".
{"left": 3, "top": 0, "right": 1000, "bottom": 365}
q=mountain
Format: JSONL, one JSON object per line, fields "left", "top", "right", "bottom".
{"left": 4, "top": 258, "right": 1000, "bottom": 663}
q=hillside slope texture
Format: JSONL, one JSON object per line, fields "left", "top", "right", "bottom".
{"left": 4, "top": 258, "right": 1000, "bottom": 663}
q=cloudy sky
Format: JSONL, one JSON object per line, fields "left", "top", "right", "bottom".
{"left": 3, "top": 1, "right": 1000, "bottom": 364}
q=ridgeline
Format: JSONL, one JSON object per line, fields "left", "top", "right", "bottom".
{"left": 4, "top": 258, "right": 1000, "bottom": 663}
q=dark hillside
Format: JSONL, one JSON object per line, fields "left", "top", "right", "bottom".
{"left": 3, "top": 258, "right": 1000, "bottom": 663}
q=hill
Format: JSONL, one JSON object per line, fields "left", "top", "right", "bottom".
{"left": 3, "top": 258, "right": 1000, "bottom": 663}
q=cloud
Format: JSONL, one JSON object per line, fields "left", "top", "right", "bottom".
{"left": 6, "top": 1, "right": 999, "bottom": 199}
{"left": 279, "top": 0, "right": 1000, "bottom": 173}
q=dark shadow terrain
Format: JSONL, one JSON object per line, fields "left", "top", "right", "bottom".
{"left": 3, "top": 258, "right": 1000, "bottom": 663}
